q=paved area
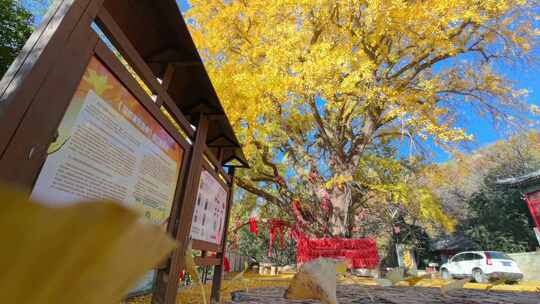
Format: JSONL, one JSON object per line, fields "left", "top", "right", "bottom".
{"left": 227, "top": 285, "right": 540, "bottom": 304}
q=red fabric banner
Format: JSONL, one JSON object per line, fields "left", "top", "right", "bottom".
{"left": 296, "top": 234, "right": 379, "bottom": 269}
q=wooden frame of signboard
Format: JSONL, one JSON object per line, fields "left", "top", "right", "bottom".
{"left": 0, "top": 1, "right": 248, "bottom": 304}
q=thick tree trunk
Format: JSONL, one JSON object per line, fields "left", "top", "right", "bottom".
{"left": 329, "top": 184, "right": 352, "bottom": 237}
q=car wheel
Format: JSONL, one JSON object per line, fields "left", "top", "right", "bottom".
{"left": 441, "top": 269, "right": 451, "bottom": 281}
{"left": 472, "top": 269, "right": 486, "bottom": 283}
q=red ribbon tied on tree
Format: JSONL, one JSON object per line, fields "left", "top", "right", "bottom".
{"left": 248, "top": 217, "right": 258, "bottom": 236}
{"left": 268, "top": 219, "right": 290, "bottom": 257}
{"left": 292, "top": 200, "right": 305, "bottom": 224}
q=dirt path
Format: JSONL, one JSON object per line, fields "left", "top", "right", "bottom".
{"left": 226, "top": 285, "right": 540, "bottom": 304}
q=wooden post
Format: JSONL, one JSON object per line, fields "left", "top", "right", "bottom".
{"left": 153, "top": 114, "right": 208, "bottom": 304}
{"left": 210, "top": 166, "right": 236, "bottom": 303}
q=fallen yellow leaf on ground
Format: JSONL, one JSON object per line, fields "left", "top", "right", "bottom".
{"left": 485, "top": 279, "right": 506, "bottom": 291}
{"left": 385, "top": 268, "right": 405, "bottom": 285}
{"left": 441, "top": 279, "right": 469, "bottom": 297}
{"left": 404, "top": 274, "right": 431, "bottom": 286}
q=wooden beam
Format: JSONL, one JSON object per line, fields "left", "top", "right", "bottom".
{"left": 0, "top": 0, "right": 103, "bottom": 187}
{"left": 153, "top": 114, "right": 208, "bottom": 304}
{"left": 155, "top": 63, "right": 175, "bottom": 107}
{"left": 207, "top": 135, "right": 238, "bottom": 148}
{"left": 145, "top": 47, "right": 181, "bottom": 63}
{"left": 94, "top": 42, "right": 189, "bottom": 150}
{"left": 205, "top": 113, "right": 227, "bottom": 120}
{"left": 192, "top": 239, "right": 221, "bottom": 252}
{"left": 204, "top": 146, "right": 232, "bottom": 185}
{"left": 95, "top": 8, "right": 195, "bottom": 139}
{"left": 194, "top": 256, "right": 221, "bottom": 267}
{"left": 184, "top": 100, "right": 222, "bottom": 115}
{"left": 0, "top": 0, "right": 100, "bottom": 160}
{"left": 146, "top": 47, "right": 202, "bottom": 67}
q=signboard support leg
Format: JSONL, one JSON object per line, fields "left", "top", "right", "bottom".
{"left": 211, "top": 167, "right": 236, "bottom": 303}
{"left": 153, "top": 114, "right": 209, "bottom": 304}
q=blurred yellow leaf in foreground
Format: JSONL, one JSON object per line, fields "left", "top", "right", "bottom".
{"left": 0, "top": 186, "right": 176, "bottom": 304}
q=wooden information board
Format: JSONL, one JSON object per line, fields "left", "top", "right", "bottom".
{"left": 0, "top": 1, "right": 248, "bottom": 303}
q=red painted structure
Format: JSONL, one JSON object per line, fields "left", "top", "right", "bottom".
{"left": 296, "top": 234, "right": 380, "bottom": 269}
{"left": 525, "top": 190, "right": 540, "bottom": 228}
{"left": 496, "top": 170, "right": 540, "bottom": 245}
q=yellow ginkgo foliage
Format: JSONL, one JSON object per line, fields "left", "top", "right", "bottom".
{"left": 0, "top": 186, "right": 175, "bottom": 304}
{"left": 187, "top": 0, "right": 539, "bottom": 237}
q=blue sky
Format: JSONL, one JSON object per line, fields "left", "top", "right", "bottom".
{"left": 22, "top": 0, "right": 540, "bottom": 163}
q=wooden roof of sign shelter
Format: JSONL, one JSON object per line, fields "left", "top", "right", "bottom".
{"left": 100, "top": 0, "right": 248, "bottom": 168}
{"left": 95, "top": 3, "right": 249, "bottom": 302}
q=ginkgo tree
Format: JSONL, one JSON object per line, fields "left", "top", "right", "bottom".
{"left": 186, "top": 0, "right": 539, "bottom": 237}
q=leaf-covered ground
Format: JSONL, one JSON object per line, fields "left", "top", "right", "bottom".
{"left": 124, "top": 272, "right": 540, "bottom": 303}
{"left": 218, "top": 285, "right": 540, "bottom": 304}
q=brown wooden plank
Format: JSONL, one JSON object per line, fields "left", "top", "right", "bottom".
{"left": 211, "top": 167, "right": 236, "bottom": 303}
{"left": 153, "top": 114, "right": 208, "bottom": 304}
{"left": 95, "top": 8, "right": 195, "bottom": 139}
{"left": 0, "top": 0, "right": 62, "bottom": 98}
{"left": 204, "top": 147, "right": 232, "bottom": 184}
{"left": 0, "top": 2, "right": 103, "bottom": 187}
{"left": 192, "top": 239, "right": 221, "bottom": 253}
{"left": 155, "top": 64, "right": 175, "bottom": 108}
{"left": 153, "top": 65, "right": 192, "bottom": 274}
{"left": 159, "top": 60, "right": 191, "bottom": 233}
{"left": 194, "top": 256, "right": 221, "bottom": 267}
{"left": 207, "top": 135, "right": 237, "bottom": 148}
{"left": 0, "top": 0, "right": 89, "bottom": 158}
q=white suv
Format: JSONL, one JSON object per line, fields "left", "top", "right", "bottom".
{"left": 440, "top": 251, "right": 523, "bottom": 283}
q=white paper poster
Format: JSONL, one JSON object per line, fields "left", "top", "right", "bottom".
{"left": 29, "top": 57, "right": 184, "bottom": 295}
{"left": 30, "top": 57, "right": 183, "bottom": 227}
{"left": 190, "top": 170, "right": 228, "bottom": 245}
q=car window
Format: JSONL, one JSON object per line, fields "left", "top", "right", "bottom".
{"left": 470, "top": 253, "right": 483, "bottom": 261}
{"left": 452, "top": 254, "right": 465, "bottom": 262}
{"left": 486, "top": 251, "right": 512, "bottom": 260}
{"left": 462, "top": 253, "right": 476, "bottom": 261}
